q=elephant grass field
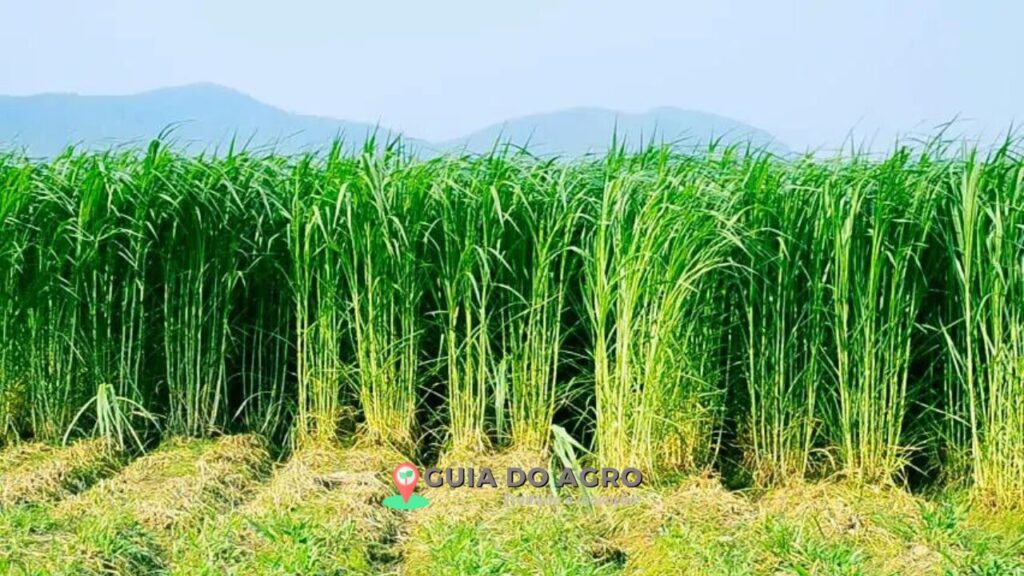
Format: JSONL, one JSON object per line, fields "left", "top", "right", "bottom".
{"left": 0, "top": 138, "right": 1023, "bottom": 574}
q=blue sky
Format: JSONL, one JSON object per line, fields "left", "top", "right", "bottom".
{"left": 1, "top": 1, "right": 1021, "bottom": 150}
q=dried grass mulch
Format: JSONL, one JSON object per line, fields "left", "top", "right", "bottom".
{"left": 170, "top": 439, "right": 406, "bottom": 575}
{"left": 0, "top": 438, "right": 125, "bottom": 508}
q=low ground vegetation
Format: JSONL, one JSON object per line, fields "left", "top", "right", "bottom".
{"left": 1, "top": 441, "right": 1021, "bottom": 574}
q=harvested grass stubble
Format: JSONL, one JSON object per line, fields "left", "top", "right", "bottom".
{"left": 1, "top": 435, "right": 269, "bottom": 575}
{"left": 0, "top": 444, "right": 54, "bottom": 476}
{"left": 0, "top": 438, "right": 125, "bottom": 508}
{"left": 172, "top": 440, "right": 405, "bottom": 574}
{"left": 620, "top": 480, "right": 954, "bottom": 575}
{"left": 401, "top": 448, "right": 622, "bottom": 576}
{"left": 613, "top": 475, "right": 754, "bottom": 575}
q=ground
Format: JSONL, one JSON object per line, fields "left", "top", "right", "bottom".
{"left": 1, "top": 437, "right": 1022, "bottom": 575}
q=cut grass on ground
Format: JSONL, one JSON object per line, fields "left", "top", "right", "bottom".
{"left": 2, "top": 438, "right": 1022, "bottom": 575}
{"left": 0, "top": 444, "right": 55, "bottom": 476}
{"left": 0, "top": 439, "right": 125, "bottom": 508}
{"left": 620, "top": 481, "right": 1024, "bottom": 575}
{"left": 0, "top": 435, "right": 269, "bottom": 575}
{"left": 402, "top": 448, "right": 626, "bottom": 576}
{"left": 173, "top": 440, "right": 404, "bottom": 575}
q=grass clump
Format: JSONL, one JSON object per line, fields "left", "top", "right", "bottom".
{"left": 752, "top": 483, "right": 938, "bottom": 574}
{"left": 823, "top": 155, "right": 939, "bottom": 485}
{"left": 735, "top": 157, "right": 831, "bottom": 485}
{"left": 624, "top": 479, "right": 1024, "bottom": 575}
{"left": 338, "top": 152, "right": 431, "bottom": 451}
{"left": 289, "top": 153, "right": 348, "bottom": 444}
{"left": 0, "top": 503, "right": 167, "bottom": 575}
{"left": 503, "top": 164, "right": 583, "bottom": 453}
{"left": 404, "top": 508, "right": 620, "bottom": 576}
{"left": 612, "top": 477, "right": 756, "bottom": 575}
{"left": 582, "top": 151, "right": 735, "bottom": 475}
{"left": 428, "top": 156, "right": 513, "bottom": 453}
{"left": 942, "top": 149, "right": 1024, "bottom": 509}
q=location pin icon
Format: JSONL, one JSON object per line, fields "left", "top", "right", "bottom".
{"left": 392, "top": 463, "right": 419, "bottom": 504}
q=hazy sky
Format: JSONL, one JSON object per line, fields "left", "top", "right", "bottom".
{"left": 2, "top": 1, "right": 1021, "bottom": 150}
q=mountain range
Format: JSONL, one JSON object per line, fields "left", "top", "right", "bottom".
{"left": 0, "top": 83, "right": 787, "bottom": 157}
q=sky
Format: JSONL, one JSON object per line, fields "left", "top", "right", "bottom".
{"left": 1, "top": 1, "right": 1022, "bottom": 151}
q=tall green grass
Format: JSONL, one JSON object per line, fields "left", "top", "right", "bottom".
{"left": 824, "top": 153, "right": 938, "bottom": 484}
{"left": 338, "top": 148, "right": 428, "bottom": 450}
{"left": 582, "top": 150, "right": 735, "bottom": 473}
{"left": 429, "top": 155, "right": 516, "bottom": 452}
{"left": 0, "top": 138, "right": 1022, "bottom": 506}
{"left": 942, "top": 146, "right": 1024, "bottom": 507}
{"left": 0, "top": 154, "right": 31, "bottom": 442}
{"left": 289, "top": 154, "right": 347, "bottom": 443}
{"left": 503, "top": 163, "right": 582, "bottom": 453}
{"left": 737, "top": 155, "right": 830, "bottom": 484}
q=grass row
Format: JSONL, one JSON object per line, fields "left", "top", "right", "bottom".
{"left": 0, "top": 139, "right": 1022, "bottom": 508}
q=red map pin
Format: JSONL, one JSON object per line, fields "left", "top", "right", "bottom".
{"left": 392, "top": 463, "right": 420, "bottom": 503}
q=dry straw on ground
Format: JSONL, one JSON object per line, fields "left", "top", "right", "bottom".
{"left": 0, "top": 443, "right": 53, "bottom": 475}
{"left": 618, "top": 478, "right": 949, "bottom": 575}
{"left": 400, "top": 447, "right": 625, "bottom": 576}
{"left": 0, "top": 435, "right": 270, "bottom": 574}
{"left": 171, "top": 439, "right": 405, "bottom": 574}
{"left": 755, "top": 482, "right": 945, "bottom": 574}
{"left": 0, "top": 438, "right": 124, "bottom": 507}
{"left": 56, "top": 434, "right": 270, "bottom": 532}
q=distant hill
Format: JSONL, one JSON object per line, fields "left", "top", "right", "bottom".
{"left": 0, "top": 83, "right": 404, "bottom": 157}
{"left": 0, "top": 84, "right": 786, "bottom": 157}
{"left": 433, "top": 107, "right": 787, "bottom": 156}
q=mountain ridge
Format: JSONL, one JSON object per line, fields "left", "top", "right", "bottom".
{"left": 0, "top": 83, "right": 787, "bottom": 157}
{"left": 435, "top": 105, "right": 785, "bottom": 156}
